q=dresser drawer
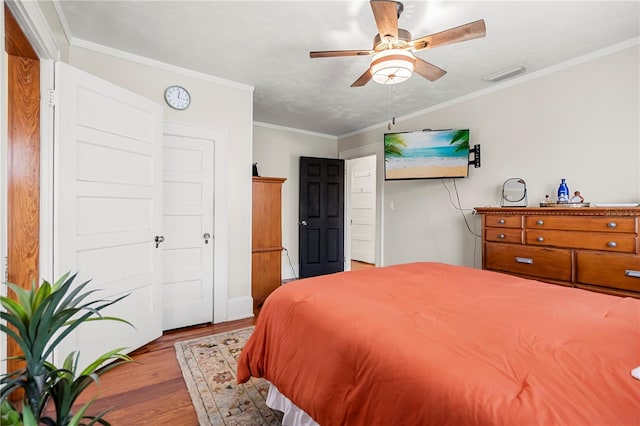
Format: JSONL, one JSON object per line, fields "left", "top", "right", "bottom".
{"left": 485, "top": 242, "right": 572, "bottom": 282}
{"left": 484, "top": 215, "right": 522, "bottom": 228}
{"left": 525, "top": 230, "right": 637, "bottom": 253}
{"left": 525, "top": 216, "right": 636, "bottom": 233}
{"left": 485, "top": 227, "right": 523, "bottom": 244}
{"left": 576, "top": 251, "right": 640, "bottom": 293}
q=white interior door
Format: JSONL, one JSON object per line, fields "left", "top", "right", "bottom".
{"left": 162, "top": 123, "right": 214, "bottom": 330}
{"left": 350, "top": 155, "right": 376, "bottom": 264}
{"left": 53, "top": 62, "right": 163, "bottom": 369}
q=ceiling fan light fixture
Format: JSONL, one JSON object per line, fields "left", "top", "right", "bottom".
{"left": 370, "top": 49, "right": 416, "bottom": 85}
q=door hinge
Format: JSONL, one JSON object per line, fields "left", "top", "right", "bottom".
{"left": 48, "top": 89, "right": 56, "bottom": 108}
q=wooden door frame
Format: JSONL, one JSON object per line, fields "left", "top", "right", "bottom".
{"left": 4, "top": 3, "right": 40, "bottom": 281}
{"left": 2, "top": 0, "right": 58, "bottom": 376}
{"left": 4, "top": 2, "right": 41, "bottom": 378}
{"left": 4, "top": 0, "right": 59, "bottom": 283}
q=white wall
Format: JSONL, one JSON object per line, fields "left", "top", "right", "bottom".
{"left": 68, "top": 45, "right": 255, "bottom": 317}
{"left": 339, "top": 42, "right": 640, "bottom": 269}
{"left": 253, "top": 123, "right": 338, "bottom": 279}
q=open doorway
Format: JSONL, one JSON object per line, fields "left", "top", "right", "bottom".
{"left": 346, "top": 155, "right": 377, "bottom": 271}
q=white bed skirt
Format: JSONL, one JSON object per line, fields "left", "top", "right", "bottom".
{"left": 266, "top": 383, "right": 319, "bottom": 426}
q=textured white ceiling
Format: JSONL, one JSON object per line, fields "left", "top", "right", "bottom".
{"left": 55, "top": 1, "right": 640, "bottom": 136}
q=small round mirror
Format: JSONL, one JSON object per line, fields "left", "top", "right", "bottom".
{"left": 501, "top": 178, "right": 527, "bottom": 207}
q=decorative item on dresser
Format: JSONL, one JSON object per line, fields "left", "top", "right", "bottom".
{"left": 474, "top": 206, "right": 640, "bottom": 298}
{"left": 252, "top": 177, "right": 286, "bottom": 312}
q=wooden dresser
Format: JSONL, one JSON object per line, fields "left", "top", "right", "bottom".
{"left": 474, "top": 207, "right": 640, "bottom": 298}
{"left": 252, "top": 177, "right": 286, "bottom": 311}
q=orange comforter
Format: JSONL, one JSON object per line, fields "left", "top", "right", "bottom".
{"left": 237, "top": 262, "right": 640, "bottom": 425}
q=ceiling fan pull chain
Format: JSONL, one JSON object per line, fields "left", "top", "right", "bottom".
{"left": 387, "top": 85, "right": 393, "bottom": 129}
{"left": 387, "top": 85, "right": 397, "bottom": 129}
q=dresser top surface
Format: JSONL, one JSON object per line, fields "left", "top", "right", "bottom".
{"left": 474, "top": 206, "right": 640, "bottom": 216}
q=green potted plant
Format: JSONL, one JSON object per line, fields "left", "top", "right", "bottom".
{"left": 0, "top": 272, "right": 133, "bottom": 425}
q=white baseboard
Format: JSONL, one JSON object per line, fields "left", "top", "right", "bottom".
{"left": 226, "top": 296, "right": 254, "bottom": 322}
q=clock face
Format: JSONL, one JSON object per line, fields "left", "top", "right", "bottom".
{"left": 164, "top": 85, "right": 191, "bottom": 110}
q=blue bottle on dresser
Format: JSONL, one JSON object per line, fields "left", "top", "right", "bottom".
{"left": 557, "top": 178, "right": 569, "bottom": 203}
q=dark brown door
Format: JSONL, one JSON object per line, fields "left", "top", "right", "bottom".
{"left": 299, "top": 157, "right": 345, "bottom": 278}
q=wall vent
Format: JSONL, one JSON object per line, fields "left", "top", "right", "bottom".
{"left": 483, "top": 65, "right": 527, "bottom": 82}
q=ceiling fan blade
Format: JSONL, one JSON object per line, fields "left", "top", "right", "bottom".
{"left": 370, "top": 0, "right": 398, "bottom": 41}
{"left": 414, "top": 58, "right": 447, "bottom": 82}
{"left": 310, "top": 49, "right": 374, "bottom": 58}
{"left": 351, "top": 69, "right": 373, "bottom": 87}
{"left": 410, "top": 19, "right": 486, "bottom": 51}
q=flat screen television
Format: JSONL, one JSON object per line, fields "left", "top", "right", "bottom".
{"left": 384, "top": 129, "right": 470, "bottom": 180}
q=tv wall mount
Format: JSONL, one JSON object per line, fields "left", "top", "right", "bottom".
{"left": 469, "top": 144, "right": 481, "bottom": 168}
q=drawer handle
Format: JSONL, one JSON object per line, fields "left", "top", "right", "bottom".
{"left": 607, "top": 241, "right": 617, "bottom": 248}
{"left": 498, "top": 234, "right": 505, "bottom": 239}
{"left": 607, "top": 222, "right": 617, "bottom": 229}
{"left": 536, "top": 220, "right": 544, "bottom": 226}
{"left": 515, "top": 257, "right": 533, "bottom": 264}
{"left": 536, "top": 236, "right": 544, "bottom": 242}
{"left": 498, "top": 219, "right": 506, "bottom": 224}
{"left": 625, "top": 270, "right": 640, "bottom": 278}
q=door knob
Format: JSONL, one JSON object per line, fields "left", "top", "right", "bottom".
{"left": 301, "top": 220, "right": 308, "bottom": 226}
{"left": 154, "top": 235, "right": 165, "bottom": 248}
{"left": 203, "top": 232, "right": 211, "bottom": 244}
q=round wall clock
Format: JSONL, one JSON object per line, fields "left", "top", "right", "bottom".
{"left": 164, "top": 85, "right": 191, "bottom": 110}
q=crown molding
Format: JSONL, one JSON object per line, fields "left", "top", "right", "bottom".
{"left": 254, "top": 121, "right": 337, "bottom": 140}
{"left": 340, "top": 37, "right": 640, "bottom": 139}
{"left": 70, "top": 37, "right": 255, "bottom": 93}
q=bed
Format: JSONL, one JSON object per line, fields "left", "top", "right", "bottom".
{"left": 237, "top": 262, "right": 640, "bottom": 425}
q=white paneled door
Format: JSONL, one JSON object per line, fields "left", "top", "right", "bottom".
{"left": 53, "top": 62, "right": 163, "bottom": 369}
{"left": 350, "top": 156, "right": 376, "bottom": 264}
{"left": 161, "top": 123, "right": 214, "bottom": 330}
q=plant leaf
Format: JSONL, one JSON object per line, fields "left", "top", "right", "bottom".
{"left": 1, "top": 273, "right": 131, "bottom": 426}
{"left": 22, "top": 400, "right": 39, "bottom": 426}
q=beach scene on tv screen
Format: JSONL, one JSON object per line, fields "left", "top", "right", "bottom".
{"left": 385, "top": 129, "right": 469, "bottom": 179}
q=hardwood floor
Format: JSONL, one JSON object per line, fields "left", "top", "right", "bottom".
{"left": 351, "top": 260, "right": 375, "bottom": 271}
{"left": 84, "top": 267, "right": 370, "bottom": 423}
{"left": 76, "top": 317, "right": 256, "bottom": 425}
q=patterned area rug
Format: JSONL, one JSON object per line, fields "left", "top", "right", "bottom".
{"left": 174, "top": 326, "right": 283, "bottom": 425}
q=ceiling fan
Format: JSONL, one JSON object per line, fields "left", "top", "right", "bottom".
{"left": 309, "top": 0, "right": 486, "bottom": 87}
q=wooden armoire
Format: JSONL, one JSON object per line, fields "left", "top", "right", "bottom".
{"left": 252, "top": 177, "right": 286, "bottom": 311}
